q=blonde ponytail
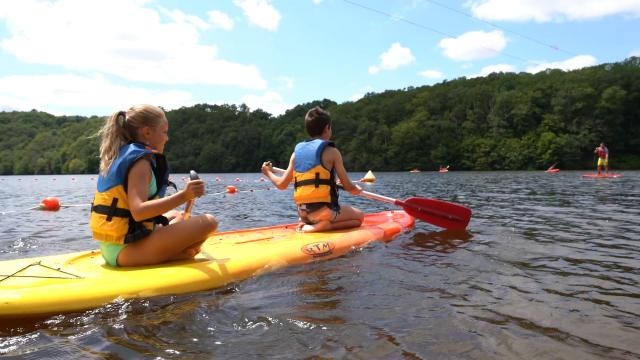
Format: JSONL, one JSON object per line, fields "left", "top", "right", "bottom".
{"left": 97, "top": 105, "right": 165, "bottom": 175}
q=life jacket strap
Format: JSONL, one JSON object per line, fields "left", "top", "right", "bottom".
{"left": 123, "top": 215, "right": 169, "bottom": 244}
{"left": 91, "top": 198, "right": 131, "bottom": 221}
{"left": 294, "top": 174, "right": 333, "bottom": 189}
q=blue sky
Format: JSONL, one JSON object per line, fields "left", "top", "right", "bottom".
{"left": 0, "top": 0, "right": 639, "bottom": 116}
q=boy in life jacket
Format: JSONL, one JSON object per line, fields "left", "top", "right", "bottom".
{"left": 593, "top": 142, "right": 609, "bottom": 175}
{"left": 261, "top": 106, "right": 364, "bottom": 233}
{"left": 90, "top": 104, "right": 218, "bottom": 267}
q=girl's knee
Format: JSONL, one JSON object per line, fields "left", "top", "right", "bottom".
{"left": 202, "top": 214, "right": 218, "bottom": 231}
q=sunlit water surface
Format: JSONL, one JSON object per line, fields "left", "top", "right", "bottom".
{"left": 0, "top": 171, "right": 638, "bottom": 359}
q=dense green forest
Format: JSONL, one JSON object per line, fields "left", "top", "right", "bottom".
{"left": 1, "top": 57, "right": 639, "bottom": 175}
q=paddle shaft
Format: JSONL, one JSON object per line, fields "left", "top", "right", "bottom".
{"left": 271, "top": 165, "right": 286, "bottom": 174}
{"left": 357, "top": 190, "right": 395, "bottom": 204}
{"left": 183, "top": 170, "right": 199, "bottom": 220}
{"left": 358, "top": 190, "right": 465, "bottom": 222}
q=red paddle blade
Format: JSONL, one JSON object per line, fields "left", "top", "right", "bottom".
{"left": 400, "top": 197, "right": 471, "bottom": 230}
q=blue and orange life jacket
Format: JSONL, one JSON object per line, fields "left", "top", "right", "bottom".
{"left": 293, "top": 139, "right": 339, "bottom": 206}
{"left": 89, "top": 143, "right": 171, "bottom": 244}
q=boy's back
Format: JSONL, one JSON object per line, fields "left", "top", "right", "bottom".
{"left": 261, "top": 106, "right": 363, "bottom": 232}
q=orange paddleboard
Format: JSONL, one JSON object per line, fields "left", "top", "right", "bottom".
{"left": 0, "top": 211, "right": 414, "bottom": 319}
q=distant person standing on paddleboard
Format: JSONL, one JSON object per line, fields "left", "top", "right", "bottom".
{"left": 261, "top": 106, "right": 364, "bottom": 233}
{"left": 90, "top": 104, "right": 218, "bottom": 267}
{"left": 593, "top": 142, "right": 609, "bottom": 175}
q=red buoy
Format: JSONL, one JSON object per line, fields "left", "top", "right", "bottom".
{"left": 40, "top": 197, "right": 61, "bottom": 211}
{"left": 226, "top": 185, "right": 237, "bottom": 194}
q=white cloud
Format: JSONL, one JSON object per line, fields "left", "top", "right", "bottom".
{"left": 160, "top": 7, "right": 210, "bottom": 30}
{"left": 526, "top": 55, "right": 597, "bottom": 73}
{"left": 467, "top": 0, "right": 640, "bottom": 22}
{"left": 208, "top": 10, "right": 234, "bottom": 30}
{"left": 467, "top": 63, "right": 516, "bottom": 78}
{"left": 312, "top": 0, "right": 323, "bottom": 4}
{"left": 233, "top": 0, "right": 281, "bottom": 31}
{"left": 369, "top": 42, "right": 416, "bottom": 74}
{"left": 478, "top": 63, "right": 516, "bottom": 76}
{"left": 419, "top": 70, "right": 444, "bottom": 79}
{"left": 0, "top": 73, "right": 192, "bottom": 116}
{"left": 0, "top": 0, "right": 266, "bottom": 89}
{"left": 439, "top": 30, "right": 507, "bottom": 61}
{"left": 241, "top": 91, "right": 293, "bottom": 115}
{"left": 630, "top": 49, "right": 640, "bottom": 57}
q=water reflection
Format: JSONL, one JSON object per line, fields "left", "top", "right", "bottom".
{"left": 408, "top": 229, "right": 473, "bottom": 253}
{"left": 291, "top": 269, "right": 346, "bottom": 325}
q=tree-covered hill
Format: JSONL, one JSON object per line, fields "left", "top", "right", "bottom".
{"left": 1, "top": 57, "right": 639, "bottom": 175}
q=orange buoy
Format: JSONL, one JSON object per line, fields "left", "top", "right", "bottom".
{"left": 234, "top": 178, "right": 241, "bottom": 182}
{"left": 40, "top": 197, "right": 61, "bottom": 211}
{"left": 226, "top": 185, "right": 238, "bottom": 194}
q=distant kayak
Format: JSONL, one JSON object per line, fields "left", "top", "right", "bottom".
{"left": 545, "top": 169, "right": 560, "bottom": 173}
{"left": 409, "top": 169, "right": 420, "bottom": 173}
{"left": 438, "top": 169, "right": 449, "bottom": 173}
{"left": 0, "top": 211, "right": 414, "bottom": 319}
{"left": 582, "top": 173, "right": 622, "bottom": 178}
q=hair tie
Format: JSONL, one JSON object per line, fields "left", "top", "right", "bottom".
{"left": 117, "top": 110, "right": 127, "bottom": 128}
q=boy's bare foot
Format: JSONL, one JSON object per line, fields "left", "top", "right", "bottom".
{"left": 300, "top": 224, "right": 318, "bottom": 232}
{"left": 297, "top": 223, "right": 321, "bottom": 232}
{"left": 300, "top": 221, "right": 331, "bottom": 233}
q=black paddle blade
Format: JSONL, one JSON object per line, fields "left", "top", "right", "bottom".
{"left": 402, "top": 197, "right": 471, "bottom": 230}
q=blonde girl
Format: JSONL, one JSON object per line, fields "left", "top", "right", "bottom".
{"left": 90, "top": 104, "right": 217, "bottom": 267}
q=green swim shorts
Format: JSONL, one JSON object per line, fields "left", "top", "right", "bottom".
{"left": 98, "top": 241, "right": 127, "bottom": 267}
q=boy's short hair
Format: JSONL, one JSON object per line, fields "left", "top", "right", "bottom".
{"left": 304, "top": 106, "right": 331, "bottom": 137}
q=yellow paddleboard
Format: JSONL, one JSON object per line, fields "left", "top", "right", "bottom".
{"left": 0, "top": 211, "right": 414, "bottom": 319}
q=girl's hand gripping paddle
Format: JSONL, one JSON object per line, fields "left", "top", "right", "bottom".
{"left": 183, "top": 170, "right": 200, "bottom": 220}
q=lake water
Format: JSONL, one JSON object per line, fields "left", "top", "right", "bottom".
{"left": 0, "top": 171, "right": 638, "bottom": 359}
